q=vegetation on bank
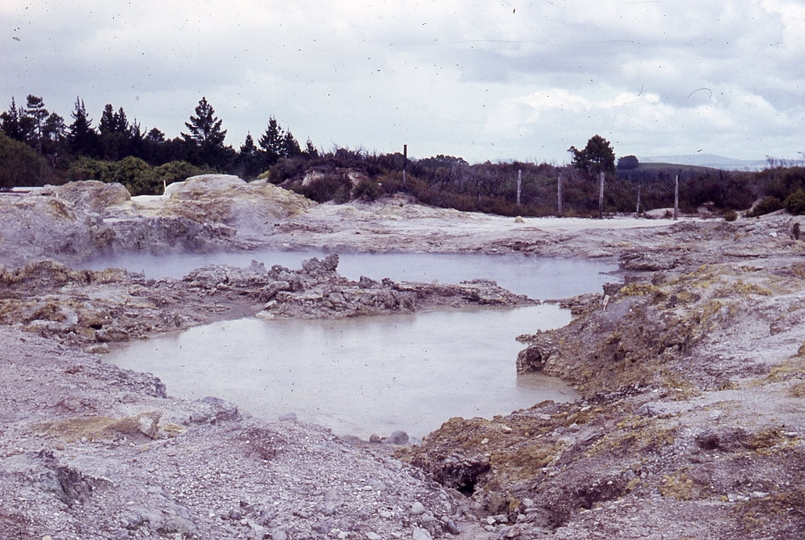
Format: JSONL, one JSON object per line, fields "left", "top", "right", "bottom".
{"left": 2, "top": 93, "right": 805, "bottom": 218}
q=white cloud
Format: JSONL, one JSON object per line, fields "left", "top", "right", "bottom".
{"left": 1, "top": 0, "right": 803, "bottom": 162}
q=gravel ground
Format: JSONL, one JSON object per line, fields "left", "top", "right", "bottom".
{"left": 4, "top": 179, "right": 805, "bottom": 539}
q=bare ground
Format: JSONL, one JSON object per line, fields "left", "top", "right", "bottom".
{"left": 2, "top": 177, "right": 805, "bottom": 539}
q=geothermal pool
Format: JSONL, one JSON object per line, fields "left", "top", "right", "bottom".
{"left": 104, "top": 252, "right": 617, "bottom": 440}
{"left": 83, "top": 249, "right": 617, "bottom": 300}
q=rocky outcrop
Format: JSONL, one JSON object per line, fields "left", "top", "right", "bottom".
{"left": 404, "top": 258, "right": 805, "bottom": 538}
{"left": 0, "top": 177, "right": 313, "bottom": 267}
{"left": 0, "top": 254, "right": 534, "bottom": 352}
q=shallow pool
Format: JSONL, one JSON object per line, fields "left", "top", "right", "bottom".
{"left": 107, "top": 304, "right": 576, "bottom": 440}
{"left": 83, "top": 250, "right": 618, "bottom": 300}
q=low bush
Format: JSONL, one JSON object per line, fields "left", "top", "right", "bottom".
{"left": 352, "top": 178, "right": 384, "bottom": 201}
{"left": 293, "top": 174, "right": 353, "bottom": 203}
{"left": 785, "top": 189, "right": 805, "bottom": 215}
{"left": 749, "top": 196, "right": 784, "bottom": 217}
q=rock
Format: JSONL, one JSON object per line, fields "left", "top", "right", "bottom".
{"left": 412, "top": 527, "right": 433, "bottom": 540}
{"left": 410, "top": 502, "right": 426, "bottom": 515}
{"left": 366, "top": 533, "right": 382, "bottom": 540}
{"left": 441, "top": 517, "right": 461, "bottom": 534}
{"left": 369, "top": 434, "right": 383, "bottom": 443}
{"left": 95, "top": 327, "right": 130, "bottom": 343}
{"left": 388, "top": 430, "right": 409, "bottom": 445}
{"left": 192, "top": 396, "right": 240, "bottom": 424}
{"left": 268, "top": 529, "right": 288, "bottom": 540}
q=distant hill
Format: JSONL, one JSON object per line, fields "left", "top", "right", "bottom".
{"left": 638, "top": 154, "right": 769, "bottom": 171}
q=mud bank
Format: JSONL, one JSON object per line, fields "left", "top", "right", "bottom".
{"left": 3, "top": 178, "right": 805, "bottom": 538}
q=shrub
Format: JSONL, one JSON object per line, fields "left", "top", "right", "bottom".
{"left": 352, "top": 178, "right": 384, "bottom": 201}
{"left": 262, "top": 157, "right": 307, "bottom": 185}
{"left": 0, "top": 132, "right": 47, "bottom": 188}
{"left": 293, "top": 174, "right": 353, "bottom": 203}
{"left": 785, "top": 189, "right": 805, "bottom": 215}
{"left": 749, "top": 196, "right": 783, "bottom": 217}
{"left": 724, "top": 209, "right": 738, "bottom": 222}
{"left": 154, "top": 161, "right": 205, "bottom": 193}
{"left": 109, "top": 156, "right": 156, "bottom": 196}
{"left": 69, "top": 156, "right": 112, "bottom": 182}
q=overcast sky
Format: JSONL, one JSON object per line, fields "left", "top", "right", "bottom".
{"left": 2, "top": 0, "right": 803, "bottom": 164}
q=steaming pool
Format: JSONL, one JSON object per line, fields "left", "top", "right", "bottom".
{"left": 102, "top": 251, "right": 618, "bottom": 440}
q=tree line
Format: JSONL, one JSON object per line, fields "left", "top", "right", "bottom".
{"left": 2, "top": 94, "right": 804, "bottom": 218}
{"left": 0, "top": 94, "right": 313, "bottom": 193}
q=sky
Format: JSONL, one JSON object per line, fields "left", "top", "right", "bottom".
{"left": 1, "top": 0, "right": 804, "bottom": 164}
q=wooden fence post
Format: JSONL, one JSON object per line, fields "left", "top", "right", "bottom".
{"left": 558, "top": 173, "right": 563, "bottom": 217}
{"left": 516, "top": 169, "right": 522, "bottom": 207}
{"left": 598, "top": 171, "right": 605, "bottom": 219}
{"left": 674, "top": 174, "right": 679, "bottom": 220}
{"left": 403, "top": 144, "right": 407, "bottom": 187}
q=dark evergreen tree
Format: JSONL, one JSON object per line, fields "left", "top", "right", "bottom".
{"left": 43, "top": 112, "right": 66, "bottom": 142}
{"left": 116, "top": 107, "right": 129, "bottom": 134}
{"left": 568, "top": 134, "right": 616, "bottom": 175}
{"left": 182, "top": 97, "right": 226, "bottom": 147}
{"left": 304, "top": 138, "right": 319, "bottom": 159}
{"left": 24, "top": 95, "right": 48, "bottom": 152}
{"left": 258, "top": 117, "right": 284, "bottom": 166}
{"left": 146, "top": 127, "right": 165, "bottom": 144}
{"left": 67, "top": 97, "right": 97, "bottom": 156}
{"left": 283, "top": 130, "right": 302, "bottom": 157}
{"left": 236, "top": 132, "right": 263, "bottom": 179}
{"left": 182, "top": 97, "right": 231, "bottom": 168}
{"left": 98, "top": 104, "right": 117, "bottom": 135}
{"left": 0, "top": 97, "right": 25, "bottom": 141}
{"left": 98, "top": 103, "right": 133, "bottom": 160}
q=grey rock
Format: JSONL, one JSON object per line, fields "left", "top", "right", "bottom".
{"left": 388, "top": 430, "right": 409, "bottom": 445}
{"left": 410, "top": 501, "right": 426, "bottom": 515}
{"left": 412, "top": 527, "right": 433, "bottom": 540}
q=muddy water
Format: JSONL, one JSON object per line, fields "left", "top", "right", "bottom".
{"left": 103, "top": 252, "right": 615, "bottom": 439}
{"left": 108, "top": 304, "right": 575, "bottom": 440}
{"left": 83, "top": 250, "right": 618, "bottom": 300}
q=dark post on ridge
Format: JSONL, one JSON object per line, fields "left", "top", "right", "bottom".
{"left": 403, "top": 144, "right": 408, "bottom": 187}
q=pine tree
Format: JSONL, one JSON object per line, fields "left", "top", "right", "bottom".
{"left": 0, "top": 98, "right": 23, "bottom": 141}
{"left": 259, "top": 117, "right": 285, "bottom": 165}
{"left": 68, "top": 97, "right": 97, "bottom": 156}
{"left": 240, "top": 132, "right": 257, "bottom": 156}
{"left": 99, "top": 104, "right": 117, "bottom": 135}
{"left": 146, "top": 127, "right": 165, "bottom": 144}
{"left": 182, "top": 97, "right": 226, "bottom": 147}
{"left": 24, "top": 95, "right": 48, "bottom": 152}
{"left": 304, "top": 138, "right": 319, "bottom": 159}
{"left": 283, "top": 130, "right": 302, "bottom": 157}
{"left": 182, "top": 97, "right": 230, "bottom": 168}
{"left": 116, "top": 107, "right": 129, "bottom": 134}
{"left": 43, "top": 113, "right": 66, "bottom": 142}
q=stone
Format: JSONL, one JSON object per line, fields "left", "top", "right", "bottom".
{"left": 441, "top": 517, "right": 461, "bottom": 534}
{"left": 412, "top": 527, "right": 433, "bottom": 540}
{"left": 410, "top": 502, "right": 426, "bottom": 515}
{"left": 388, "top": 430, "right": 409, "bottom": 445}
{"left": 366, "top": 533, "right": 382, "bottom": 540}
